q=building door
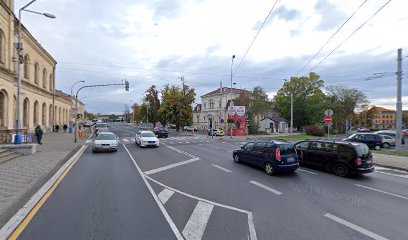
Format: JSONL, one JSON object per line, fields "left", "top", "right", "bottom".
{"left": 209, "top": 118, "right": 213, "bottom": 129}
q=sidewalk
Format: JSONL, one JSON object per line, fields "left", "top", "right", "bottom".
{"left": 373, "top": 153, "right": 408, "bottom": 171}
{"left": 0, "top": 131, "right": 90, "bottom": 227}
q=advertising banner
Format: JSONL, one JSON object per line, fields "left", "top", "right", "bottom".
{"left": 227, "top": 106, "right": 247, "bottom": 136}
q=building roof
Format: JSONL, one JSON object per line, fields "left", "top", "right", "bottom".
{"left": 260, "top": 116, "right": 288, "bottom": 123}
{"left": 370, "top": 106, "right": 396, "bottom": 113}
{"left": 201, "top": 87, "right": 249, "bottom": 98}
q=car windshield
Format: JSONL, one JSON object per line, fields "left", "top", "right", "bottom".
{"left": 278, "top": 144, "right": 295, "bottom": 155}
{"left": 142, "top": 132, "right": 156, "bottom": 137}
{"left": 355, "top": 144, "right": 370, "bottom": 156}
{"left": 96, "top": 134, "right": 116, "bottom": 140}
{"left": 346, "top": 134, "right": 356, "bottom": 139}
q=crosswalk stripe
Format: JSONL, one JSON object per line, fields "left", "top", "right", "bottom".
{"left": 158, "top": 188, "right": 174, "bottom": 205}
{"left": 85, "top": 140, "right": 92, "bottom": 144}
{"left": 250, "top": 180, "right": 283, "bottom": 195}
{"left": 182, "top": 201, "right": 214, "bottom": 240}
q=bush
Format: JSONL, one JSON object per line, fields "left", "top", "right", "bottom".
{"left": 305, "top": 125, "right": 326, "bottom": 136}
{"left": 370, "top": 128, "right": 379, "bottom": 132}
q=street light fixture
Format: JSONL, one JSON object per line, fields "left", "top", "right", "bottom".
{"left": 71, "top": 80, "right": 85, "bottom": 97}
{"left": 230, "top": 55, "right": 235, "bottom": 139}
{"left": 15, "top": 0, "right": 55, "bottom": 144}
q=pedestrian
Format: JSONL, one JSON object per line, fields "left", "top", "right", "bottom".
{"left": 35, "top": 125, "right": 43, "bottom": 145}
{"left": 63, "top": 124, "right": 68, "bottom": 133}
{"left": 79, "top": 124, "right": 83, "bottom": 139}
{"left": 55, "top": 124, "right": 60, "bottom": 133}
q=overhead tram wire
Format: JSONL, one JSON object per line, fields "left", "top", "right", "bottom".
{"left": 233, "top": 0, "right": 281, "bottom": 75}
{"left": 294, "top": 0, "right": 370, "bottom": 77}
{"left": 308, "top": 0, "right": 393, "bottom": 73}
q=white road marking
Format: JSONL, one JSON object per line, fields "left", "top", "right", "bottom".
{"left": 182, "top": 201, "right": 214, "bottom": 240}
{"left": 168, "top": 142, "right": 174, "bottom": 144}
{"left": 355, "top": 184, "right": 408, "bottom": 201}
{"left": 178, "top": 142, "right": 183, "bottom": 144}
{"left": 123, "top": 145, "right": 184, "bottom": 240}
{"left": 324, "top": 213, "right": 389, "bottom": 240}
{"left": 211, "top": 164, "right": 232, "bottom": 173}
{"left": 298, "top": 168, "right": 318, "bottom": 175}
{"left": 375, "top": 171, "right": 408, "bottom": 179}
{"left": 186, "top": 142, "right": 190, "bottom": 144}
{"left": 249, "top": 180, "right": 282, "bottom": 195}
{"left": 0, "top": 145, "right": 88, "bottom": 239}
{"left": 158, "top": 188, "right": 175, "bottom": 205}
{"left": 122, "top": 139, "right": 129, "bottom": 143}
{"left": 145, "top": 175, "right": 257, "bottom": 240}
{"left": 144, "top": 158, "right": 200, "bottom": 175}
{"left": 85, "top": 139, "right": 92, "bottom": 144}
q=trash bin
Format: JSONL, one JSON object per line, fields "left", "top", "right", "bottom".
{"left": 14, "top": 134, "right": 24, "bottom": 144}
{"left": 69, "top": 127, "right": 73, "bottom": 133}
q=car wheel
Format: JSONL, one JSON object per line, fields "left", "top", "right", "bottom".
{"left": 332, "top": 163, "right": 350, "bottom": 177}
{"left": 374, "top": 145, "right": 381, "bottom": 150}
{"left": 383, "top": 143, "right": 391, "bottom": 148}
{"left": 233, "top": 154, "right": 240, "bottom": 163}
{"left": 165, "top": 135, "right": 168, "bottom": 138}
{"left": 264, "top": 162, "right": 275, "bottom": 175}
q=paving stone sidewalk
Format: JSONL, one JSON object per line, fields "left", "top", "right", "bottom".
{"left": 0, "top": 131, "right": 91, "bottom": 226}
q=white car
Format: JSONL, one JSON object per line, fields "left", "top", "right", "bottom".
{"left": 92, "top": 132, "right": 119, "bottom": 153}
{"left": 183, "top": 126, "right": 197, "bottom": 131}
{"left": 135, "top": 131, "right": 160, "bottom": 148}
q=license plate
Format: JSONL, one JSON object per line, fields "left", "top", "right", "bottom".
{"left": 286, "top": 157, "right": 294, "bottom": 162}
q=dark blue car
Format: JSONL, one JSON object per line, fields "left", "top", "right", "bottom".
{"left": 233, "top": 140, "right": 299, "bottom": 175}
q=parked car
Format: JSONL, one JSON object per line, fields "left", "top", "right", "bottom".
{"left": 356, "top": 127, "right": 370, "bottom": 132}
{"left": 232, "top": 140, "right": 299, "bottom": 175}
{"left": 92, "top": 132, "right": 119, "bottom": 153}
{"left": 135, "top": 131, "right": 159, "bottom": 148}
{"left": 374, "top": 130, "right": 406, "bottom": 143}
{"left": 208, "top": 128, "right": 224, "bottom": 136}
{"left": 183, "top": 126, "right": 197, "bottom": 131}
{"left": 342, "top": 133, "right": 384, "bottom": 150}
{"left": 153, "top": 127, "right": 169, "bottom": 138}
{"left": 379, "top": 135, "right": 396, "bottom": 148}
{"left": 294, "top": 140, "right": 374, "bottom": 177}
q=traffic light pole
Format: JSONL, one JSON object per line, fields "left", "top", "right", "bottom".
{"left": 74, "top": 82, "right": 128, "bottom": 143}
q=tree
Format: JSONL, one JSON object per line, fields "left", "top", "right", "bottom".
{"left": 144, "top": 85, "right": 161, "bottom": 126}
{"left": 326, "top": 85, "right": 368, "bottom": 133}
{"left": 132, "top": 103, "right": 142, "bottom": 123}
{"left": 123, "top": 104, "right": 131, "bottom": 122}
{"left": 84, "top": 111, "right": 96, "bottom": 120}
{"left": 159, "top": 78, "right": 196, "bottom": 131}
{"left": 274, "top": 72, "right": 327, "bottom": 129}
{"left": 109, "top": 114, "right": 118, "bottom": 121}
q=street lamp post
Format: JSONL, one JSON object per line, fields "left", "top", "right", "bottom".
{"left": 230, "top": 55, "right": 235, "bottom": 139}
{"left": 15, "top": 0, "right": 55, "bottom": 144}
{"left": 71, "top": 80, "right": 85, "bottom": 97}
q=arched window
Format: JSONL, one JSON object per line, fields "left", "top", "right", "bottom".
{"left": 23, "top": 98, "right": 29, "bottom": 127}
{"left": 42, "top": 69, "right": 47, "bottom": 88}
{"left": 24, "top": 55, "right": 30, "bottom": 79}
{"left": 42, "top": 103, "right": 47, "bottom": 126}
{"left": 0, "top": 90, "right": 6, "bottom": 127}
{"left": 49, "top": 73, "right": 53, "bottom": 91}
{"left": 0, "top": 29, "right": 5, "bottom": 64}
{"left": 34, "top": 63, "right": 39, "bottom": 84}
{"left": 33, "top": 101, "right": 39, "bottom": 125}
{"left": 49, "top": 104, "right": 53, "bottom": 126}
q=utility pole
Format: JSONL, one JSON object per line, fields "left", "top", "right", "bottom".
{"left": 219, "top": 81, "right": 222, "bottom": 130}
{"left": 396, "top": 48, "right": 403, "bottom": 151}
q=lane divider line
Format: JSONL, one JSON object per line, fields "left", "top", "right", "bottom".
{"left": 249, "top": 180, "right": 283, "bottom": 195}
{"left": 324, "top": 213, "right": 389, "bottom": 240}
{"left": 123, "top": 145, "right": 184, "bottom": 240}
{"left": 158, "top": 188, "right": 175, "bottom": 205}
{"left": 0, "top": 145, "right": 88, "bottom": 240}
{"left": 182, "top": 201, "right": 214, "bottom": 240}
{"left": 211, "top": 164, "right": 232, "bottom": 173}
{"left": 144, "top": 158, "right": 201, "bottom": 175}
{"left": 298, "top": 168, "right": 319, "bottom": 175}
{"left": 354, "top": 184, "right": 408, "bottom": 201}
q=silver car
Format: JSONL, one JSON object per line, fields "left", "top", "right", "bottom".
{"left": 380, "top": 135, "right": 395, "bottom": 148}
{"left": 92, "top": 132, "right": 119, "bottom": 152}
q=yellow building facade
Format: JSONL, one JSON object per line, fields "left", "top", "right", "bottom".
{"left": 0, "top": 0, "right": 81, "bottom": 142}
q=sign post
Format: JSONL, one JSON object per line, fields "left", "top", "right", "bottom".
{"left": 324, "top": 115, "right": 333, "bottom": 138}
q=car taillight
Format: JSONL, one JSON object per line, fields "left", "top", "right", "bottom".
{"left": 276, "top": 148, "right": 281, "bottom": 161}
{"left": 381, "top": 139, "right": 384, "bottom": 144}
{"left": 355, "top": 157, "right": 362, "bottom": 167}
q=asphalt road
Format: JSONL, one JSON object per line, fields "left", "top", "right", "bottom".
{"left": 15, "top": 123, "right": 408, "bottom": 240}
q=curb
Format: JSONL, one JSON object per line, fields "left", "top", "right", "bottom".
{"left": 0, "top": 135, "right": 91, "bottom": 229}
{"left": 375, "top": 163, "right": 408, "bottom": 172}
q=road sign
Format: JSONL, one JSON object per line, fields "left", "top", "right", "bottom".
{"left": 220, "top": 119, "right": 224, "bottom": 123}
{"left": 325, "top": 109, "right": 333, "bottom": 116}
{"left": 324, "top": 116, "right": 332, "bottom": 124}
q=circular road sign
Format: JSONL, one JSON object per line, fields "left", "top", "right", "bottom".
{"left": 324, "top": 115, "right": 332, "bottom": 124}
{"left": 324, "top": 109, "right": 333, "bottom": 116}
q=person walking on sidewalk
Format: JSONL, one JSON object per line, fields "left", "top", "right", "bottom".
{"left": 63, "top": 124, "right": 68, "bottom": 133}
{"left": 55, "top": 124, "right": 60, "bottom": 133}
{"left": 35, "top": 125, "right": 43, "bottom": 145}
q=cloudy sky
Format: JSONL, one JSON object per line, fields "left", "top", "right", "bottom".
{"left": 15, "top": 0, "right": 408, "bottom": 114}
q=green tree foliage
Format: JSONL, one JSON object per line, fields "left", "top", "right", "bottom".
{"left": 274, "top": 72, "right": 327, "bottom": 129}
{"left": 159, "top": 80, "right": 196, "bottom": 131}
{"left": 144, "top": 85, "right": 161, "bottom": 126}
{"left": 326, "top": 85, "right": 368, "bottom": 133}
{"left": 84, "top": 111, "right": 96, "bottom": 120}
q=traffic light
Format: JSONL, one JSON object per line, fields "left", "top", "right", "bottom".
{"left": 125, "top": 80, "right": 129, "bottom": 91}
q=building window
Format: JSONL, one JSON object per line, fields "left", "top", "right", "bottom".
{"left": 197, "top": 115, "right": 200, "bottom": 122}
{"left": 24, "top": 55, "right": 30, "bottom": 79}
{"left": 34, "top": 63, "right": 40, "bottom": 85}
{"left": 42, "top": 69, "right": 47, "bottom": 88}
{"left": 33, "top": 101, "right": 39, "bottom": 125}
{"left": 219, "top": 101, "right": 221, "bottom": 108}
{"left": 204, "top": 103, "right": 206, "bottom": 108}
